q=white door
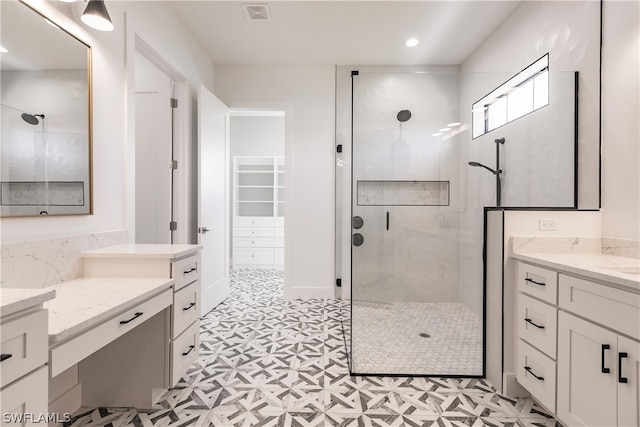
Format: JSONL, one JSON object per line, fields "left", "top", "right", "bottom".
{"left": 134, "top": 53, "right": 172, "bottom": 244}
{"left": 198, "top": 85, "right": 230, "bottom": 316}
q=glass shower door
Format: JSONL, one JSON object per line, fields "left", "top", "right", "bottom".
{"left": 349, "top": 71, "right": 483, "bottom": 376}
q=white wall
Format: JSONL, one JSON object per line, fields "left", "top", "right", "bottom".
{"left": 601, "top": 0, "right": 640, "bottom": 241}
{"left": 230, "top": 116, "right": 285, "bottom": 158}
{"left": 0, "top": 0, "right": 214, "bottom": 245}
{"left": 215, "top": 65, "right": 336, "bottom": 298}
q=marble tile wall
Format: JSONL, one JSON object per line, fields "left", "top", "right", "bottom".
{"left": 0, "top": 230, "right": 128, "bottom": 289}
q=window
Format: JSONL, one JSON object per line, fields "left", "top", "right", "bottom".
{"left": 472, "top": 54, "right": 549, "bottom": 138}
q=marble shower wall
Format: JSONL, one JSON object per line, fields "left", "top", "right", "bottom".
{"left": 0, "top": 230, "right": 128, "bottom": 289}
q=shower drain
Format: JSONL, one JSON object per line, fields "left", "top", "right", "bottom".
{"left": 419, "top": 333, "right": 431, "bottom": 338}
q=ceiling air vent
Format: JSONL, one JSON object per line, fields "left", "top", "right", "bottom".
{"left": 242, "top": 3, "right": 271, "bottom": 21}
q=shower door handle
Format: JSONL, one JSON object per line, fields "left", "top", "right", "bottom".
{"left": 386, "top": 211, "right": 389, "bottom": 231}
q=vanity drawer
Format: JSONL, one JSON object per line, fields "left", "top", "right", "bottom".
{"left": 517, "top": 262, "right": 558, "bottom": 305}
{"left": 518, "top": 293, "right": 558, "bottom": 359}
{"left": 234, "top": 217, "right": 274, "bottom": 228}
{"left": 173, "top": 281, "right": 200, "bottom": 339}
{"left": 517, "top": 339, "right": 557, "bottom": 413}
{"left": 233, "top": 237, "right": 273, "bottom": 248}
{"left": 170, "top": 320, "right": 199, "bottom": 386}
{"left": 171, "top": 254, "right": 200, "bottom": 291}
{"left": 49, "top": 288, "right": 172, "bottom": 377}
{"left": 234, "top": 227, "right": 274, "bottom": 238}
{"left": 0, "top": 365, "right": 48, "bottom": 420}
{"left": 274, "top": 238, "right": 284, "bottom": 248}
{"left": 0, "top": 309, "right": 48, "bottom": 388}
{"left": 559, "top": 274, "right": 640, "bottom": 340}
{"left": 234, "top": 248, "right": 274, "bottom": 265}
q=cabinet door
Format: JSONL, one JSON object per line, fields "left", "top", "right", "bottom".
{"left": 618, "top": 335, "right": 640, "bottom": 427}
{"left": 557, "top": 311, "right": 617, "bottom": 427}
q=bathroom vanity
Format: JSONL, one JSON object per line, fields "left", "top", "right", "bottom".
{"left": 513, "top": 252, "right": 639, "bottom": 427}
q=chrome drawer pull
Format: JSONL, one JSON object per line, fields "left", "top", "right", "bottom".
{"left": 525, "top": 318, "right": 545, "bottom": 329}
{"left": 182, "top": 345, "right": 195, "bottom": 356}
{"left": 120, "top": 312, "right": 143, "bottom": 325}
{"left": 524, "top": 366, "right": 544, "bottom": 381}
{"left": 0, "top": 354, "right": 12, "bottom": 362}
{"left": 183, "top": 302, "right": 196, "bottom": 311}
{"left": 525, "top": 277, "right": 545, "bottom": 286}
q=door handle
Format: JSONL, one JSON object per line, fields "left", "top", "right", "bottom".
{"left": 198, "top": 227, "right": 210, "bottom": 234}
{"left": 386, "top": 211, "right": 390, "bottom": 231}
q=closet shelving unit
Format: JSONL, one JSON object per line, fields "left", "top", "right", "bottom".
{"left": 232, "top": 156, "right": 284, "bottom": 269}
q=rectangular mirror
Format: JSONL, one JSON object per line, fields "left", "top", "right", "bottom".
{"left": 1, "top": 0, "right": 92, "bottom": 217}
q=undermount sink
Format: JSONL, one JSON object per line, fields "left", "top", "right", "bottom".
{"left": 598, "top": 265, "right": 640, "bottom": 275}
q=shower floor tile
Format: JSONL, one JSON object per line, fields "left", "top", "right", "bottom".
{"left": 350, "top": 301, "right": 483, "bottom": 375}
{"left": 64, "top": 269, "right": 559, "bottom": 427}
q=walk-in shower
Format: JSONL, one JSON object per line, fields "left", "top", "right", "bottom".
{"left": 348, "top": 70, "right": 484, "bottom": 376}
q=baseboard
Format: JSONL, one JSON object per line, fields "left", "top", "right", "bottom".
{"left": 285, "top": 286, "right": 334, "bottom": 299}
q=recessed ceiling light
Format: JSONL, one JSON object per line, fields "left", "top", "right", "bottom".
{"left": 405, "top": 38, "right": 419, "bottom": 47}
{"left": 60, "top": 0, "right": 77, "bottom": 3}
{"left": 0, "top": 46, "right": 8, "bottom": 53}
{"left": 414, "top": 71, "right": 427, "bottom": 74}
{"left": 432, "top": 132, "right": 443, "bottom": 137}
{"left": 447, "top": 122, "right": 462, "bottom": 127}
{"left": 438, "top": 127, "right": 451, "bottom": 132}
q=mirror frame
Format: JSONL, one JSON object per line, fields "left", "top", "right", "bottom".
{"left": 1, "top": 0, "right": 93, "bottom": 217}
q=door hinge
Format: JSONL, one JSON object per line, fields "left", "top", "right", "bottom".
{"left": 336, "top": 144, "right": 343, "bottom": 153}
{"left": 336, "top": 278, "right": 342, "bottom": 288}
{"left": 170, "top": 160, "right": 178, "bottom": 170}
{"left": 169, "top": 221, "right": 177, "bottom": 231}
{"left": 170, "top": 98, "right": 178, "bottom": 108}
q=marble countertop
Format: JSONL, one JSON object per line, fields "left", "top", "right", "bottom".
{"left": 45, "top": 277, "right": 174, "bottom": 343}
{"left": 82, "top": 244, "right": 202, "bottom": 259}
{"left": 512, "top": 252, "right": 640, "bottom": 292}
{"left": 0, "top": 288, "right": 56, "bottom": 317}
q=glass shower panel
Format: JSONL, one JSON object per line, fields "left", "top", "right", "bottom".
{"left": 350, "top": 71, "right": 484, "bottom": 376}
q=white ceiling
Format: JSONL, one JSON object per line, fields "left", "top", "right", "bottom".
{"left": 169, "top": 1, "right": 521, "bottom": 66}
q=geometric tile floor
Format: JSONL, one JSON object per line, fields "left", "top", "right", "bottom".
{"left": 351, "top": 301, "right": 483, "bottom": 375}
{"left": 65, "top": 269, "right": 560, "bottom": 426}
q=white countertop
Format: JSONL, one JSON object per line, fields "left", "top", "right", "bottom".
{"left": 512, "top": 252, "right": 640, "bottom": 292}
{"left": 82, "top": 244, "right": 202, "bottom": 260}
{"left": 0, "top": 288, "right": 56, "bottom": 317}
{"left": 44, "top": 277, "right": 174, "bottom": 343}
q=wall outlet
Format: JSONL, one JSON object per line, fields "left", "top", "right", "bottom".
{"left": 539, "top": 218, "right": 558, "bottom": 231}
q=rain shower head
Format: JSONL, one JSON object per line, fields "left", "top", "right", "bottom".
{"left": 21, "top": 113, "right": 44, "bottom": 125}
{"left": 468, "top": 161, "right": 501, "bottom": 175}
{"left": 397, "top": 109, "right": 411, "bottom": 123}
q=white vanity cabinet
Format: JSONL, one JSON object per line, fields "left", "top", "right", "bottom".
{"left": 0, "top": 289, "right": 55, "bottom": 424}
{"left": 82, "top": 244, "right": 202, "bottom": 387}
{"left": 514, "top": 260, "right": 640, "bottom": 427}
{"left": 557, "top": 274, "right": 640, "bottom": 427}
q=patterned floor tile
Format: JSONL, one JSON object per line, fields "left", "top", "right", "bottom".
{"left": 65, "top": 269, "right": 561, "bottom": 427}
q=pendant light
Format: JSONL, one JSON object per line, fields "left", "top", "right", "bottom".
{"left": 81, "top": 0, "right": 114, "bottom": 32}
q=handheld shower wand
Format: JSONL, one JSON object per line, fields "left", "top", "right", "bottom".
{"left": 468, "top": 137, "right": 506, "bottom": 206}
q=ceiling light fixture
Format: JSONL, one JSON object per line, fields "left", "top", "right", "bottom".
{"left": 438, "top": 127, "right": 451, "bottom": 132}
{"left": 432, "top": 132, "right": 443, "bottom": 137}
{"left": 60, "top": 0, "right": 77, "bottom": 3}
{"left": 81, "top": 0, "right": 114, "bottom": 31}
{"left": 405, "top": 38, "right": 419, "bottom": 47}
{"left": 447, "top": 122, "right": 462, "bottom": 127}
